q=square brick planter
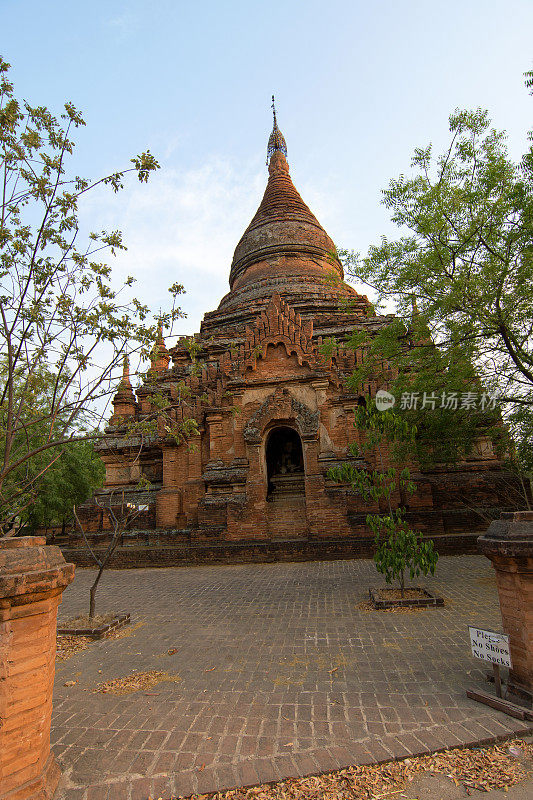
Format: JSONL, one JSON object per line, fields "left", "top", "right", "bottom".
{"left": 58, "top": 612, "right": 130, "bottom": 639}
{"left": 369, "top": 587, "right": 444, "bottom": 609}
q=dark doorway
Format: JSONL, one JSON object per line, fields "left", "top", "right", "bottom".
{"left": 265, "top": 426, "right": 304, "bottom": 498}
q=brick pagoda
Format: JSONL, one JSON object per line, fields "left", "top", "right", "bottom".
{"left": 68, "top": 110, "right": 520, "bottom": 566}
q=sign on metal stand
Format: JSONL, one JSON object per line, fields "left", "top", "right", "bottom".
{"left": 466, "top": 626, "right": 532, "bottom": 720}
{"left": 468, "top": 627, "right": 511, "bottom": 698}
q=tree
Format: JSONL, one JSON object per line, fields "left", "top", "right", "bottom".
{"left": 73, "top": 491, "right": 145, "bottom": 619}
{"left": 24, "top": 441, "right": 105, "bottom": 534}
{"left": 340, "top": 75, "right": 533, "bottom": 490}
{"left": 0, "top": 56, "right": 185, "bottom": 530}
{"left": 329, "top": 406, "right": 438, "bottom": 597}
{"left": 323, "top": 316, "right": 506, "bottom": 470}
{"left": 525, "top": 68, "right": 533, "bottom": 96}
{"left": 0, "top": 360, "right": 104, "bottom": 531}
{"left": 343, "top": 105, "right": 533, "bottom": 406}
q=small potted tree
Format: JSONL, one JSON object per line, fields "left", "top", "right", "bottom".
{"left": 330, "top": 404, "right": 441, "bottom": 608}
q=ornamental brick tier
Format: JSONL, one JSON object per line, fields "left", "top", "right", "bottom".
{"left": 0, "top": 536, "right": 74, "bottom": 800}
{"left": 62, "top": 113, "right": 525, "bottom": 567}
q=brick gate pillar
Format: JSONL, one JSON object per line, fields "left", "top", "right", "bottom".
{"left": 478, "top": 511, "right": 533, "bottom": 707}
{"left": 0, "top": 536, "right": 75, "bottom": 800}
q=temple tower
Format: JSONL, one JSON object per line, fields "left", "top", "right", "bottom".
{"left": 68, "top": 102, "right": 520, "bottom": 566}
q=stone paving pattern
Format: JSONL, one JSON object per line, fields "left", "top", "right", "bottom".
{"left": 52, "top": 556, "right": 533, "bottom": 799}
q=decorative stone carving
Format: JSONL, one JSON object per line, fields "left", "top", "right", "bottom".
{"left": 290, "top": 396, "right": 319, "bottom": 440}
{"left": 202, "top": 460, "right": 248, "bottom": 486}
{"left": 243, "top": 388, "right": 318, "bottom": 445}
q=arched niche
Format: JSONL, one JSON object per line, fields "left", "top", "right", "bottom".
{"left": 243, "top": 388, "right": 319, "bottom": 446}
{"left": 264, "top": 425, "right": 305, "bottom": 499}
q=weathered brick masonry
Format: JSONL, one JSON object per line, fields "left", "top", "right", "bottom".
{"left": 479, "top": 511, "right": 533, "bottom": 706}
{"left": 0, "top": 537, "right": 74, "bottom": 800}
{"left": 61, "top": 113, "right": 524, "bottom": 567}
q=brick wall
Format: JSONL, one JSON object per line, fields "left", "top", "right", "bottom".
{"left": 492, "top": 556, "right": 533, "bottom": 700}
{"left": 0, "top": 537, "right": 74, "bottom": 800}
{"left": 59, "top": 531, "right": 479, "bottom": 569}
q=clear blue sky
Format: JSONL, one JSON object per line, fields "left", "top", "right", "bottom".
{"left": 3, "top": 0, "right": 533, "bottom": 337}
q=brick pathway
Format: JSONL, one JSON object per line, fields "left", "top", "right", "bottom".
{"left": 52, "top": 556, "right": 533, "bottom": 799}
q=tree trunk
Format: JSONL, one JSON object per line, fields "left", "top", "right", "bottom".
{"left": 399, "top": 569, "right": 405, "bottom": 598}
{"left": 89, "top": 565, "right": 105, "bottom": 619}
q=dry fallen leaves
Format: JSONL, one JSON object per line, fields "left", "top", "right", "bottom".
{"left": 171, "top": 739, "right": 532, "bottom": 800}
{"left": 56, "top": 619, "right": 143, "bottom": 662}
{"left": 94, "top": 670, "right": 181, "bottom": 695}
{"left": 56, "top": 635, "right": 92, "bottom": 661}
{"left": 105, "top": 620, "right": 145, "bottom": 640}
{"left": 356, "top": 601, "right": 424, "bottom": 614}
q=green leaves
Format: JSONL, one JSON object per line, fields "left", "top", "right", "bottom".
{"left": 131, "top": 150, "right": 160, "bottom": 183}
{"left": 25, "top": 441, "right": 104, "bottom": 531}
{"left": 341, "top": 84, "right": 533, "bottom": 479}
{"left": 343, "top": 99, "right": 533, "bottom": 412}
{"left": 371, "top": 511, "right": 438, "bottom": 595}
{"left": 0, "top": 57, "right": 178, "bottom": 529}
{"left": 62, "top": 102, "right": 85, "bottom": 127}
{"left": 329, "top": 405, "right": 438, "bottom": 594}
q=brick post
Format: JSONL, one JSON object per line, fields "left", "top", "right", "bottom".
{"left": 478, "top": 511, "right": 533, "bottom": 707}
{"left": 0, "top": 536, "right": 75, "bottom": 800}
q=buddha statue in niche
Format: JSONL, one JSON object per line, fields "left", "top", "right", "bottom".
{"left": 277, "top": 439, "right": 302, "bottom": 475}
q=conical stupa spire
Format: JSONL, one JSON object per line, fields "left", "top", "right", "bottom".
{"left": 156, "top": 319, "right": 164, "bottom": 346}
{"left": 117, "top": 353, "right": 133, "bottom": 391}
{"left": 151, "top": 319, "right": 170, "bottom": 372}
{"left": 110, "top": 352, "right": 136, "bottom": 425}
{"left": 267, "top": 95, "right": 287, "bottom": 163}
{"left": 229, "top": 102, "right": 342, "bottom": 291}
{"left": 207, "top": 107, "right": 371, "bottom": 324}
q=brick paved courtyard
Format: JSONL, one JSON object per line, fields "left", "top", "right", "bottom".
{"left": 52, "top": 556, "right": 533, "bottom": 799}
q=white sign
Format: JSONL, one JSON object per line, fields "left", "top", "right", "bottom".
{"left": 469, "top": 627, "right": 512, "bottom": 668}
